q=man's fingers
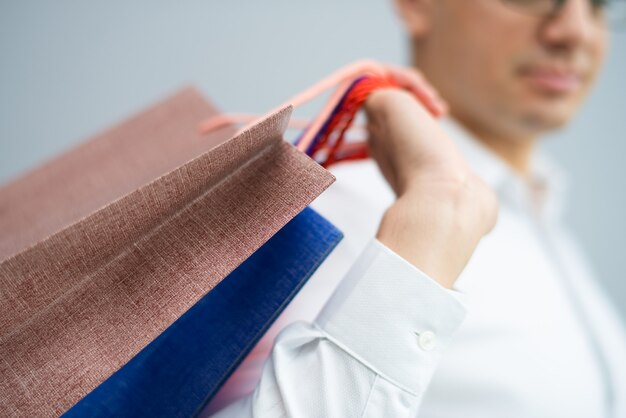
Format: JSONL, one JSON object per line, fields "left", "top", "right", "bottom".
{"left": 384, "top": 64, "right": 448, "bottom": 117}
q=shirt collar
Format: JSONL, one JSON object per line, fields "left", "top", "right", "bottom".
{"left": 440, "top": 117, "right": 569, "bottom": 223}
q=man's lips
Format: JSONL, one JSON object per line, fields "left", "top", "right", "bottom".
{"left": 518, "top": 67, "right": 583, "bottom": 95}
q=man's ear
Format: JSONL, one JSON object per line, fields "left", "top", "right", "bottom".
{"left": 392, "top": 0, "right": 433, "bottom": 38}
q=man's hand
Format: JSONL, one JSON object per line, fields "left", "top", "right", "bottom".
{"left": 364, "top": 69, "right": 498, "bottom": 289}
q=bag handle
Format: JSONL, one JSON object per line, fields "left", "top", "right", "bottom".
{"left": 199, "top": 60, "right": 444, "bottom": 167}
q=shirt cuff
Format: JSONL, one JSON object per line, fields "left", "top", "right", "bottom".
{"left": 314, "top": 238, "right": 467, "bottom": 393}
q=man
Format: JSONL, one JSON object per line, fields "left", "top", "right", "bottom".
{"left": 205, "top": 0, "right": 626, "bottom": 416}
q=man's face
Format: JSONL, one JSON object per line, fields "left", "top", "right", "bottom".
{"left": 402, "top": 0, "right": 608, "bottom": 139}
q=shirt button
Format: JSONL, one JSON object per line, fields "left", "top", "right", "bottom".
{"left": 416, "top": 330, "right": 437, "bottom": 351}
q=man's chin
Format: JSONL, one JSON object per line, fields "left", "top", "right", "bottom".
{"left": 517, "top": 101, "right": 580, "bottom": 133}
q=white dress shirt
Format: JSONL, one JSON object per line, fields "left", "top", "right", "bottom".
{"left": 203, "top": 118, "right": 626, "bottom": 418}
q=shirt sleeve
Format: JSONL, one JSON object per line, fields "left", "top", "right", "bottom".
{"left": 209, "top": 238, "right": 467, "bottom": 417}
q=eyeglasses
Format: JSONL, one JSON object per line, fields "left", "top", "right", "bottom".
{"left": 500, "top": 0, "right": 626, "bottom": 29}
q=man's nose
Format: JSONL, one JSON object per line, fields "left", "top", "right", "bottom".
{"left": 540, "top": 0, "right": 598, "bottom": 49}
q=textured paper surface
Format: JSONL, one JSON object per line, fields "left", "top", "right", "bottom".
{"left": 0, "top": 88, "right": 334, "bottom": 417}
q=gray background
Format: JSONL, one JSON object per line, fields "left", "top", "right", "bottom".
{"left": 1, "top": 1, "right": 624, "bottom": 317}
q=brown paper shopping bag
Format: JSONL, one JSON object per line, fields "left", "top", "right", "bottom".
{"left": 0, "top": 87, "right": 334, "bottom": 417}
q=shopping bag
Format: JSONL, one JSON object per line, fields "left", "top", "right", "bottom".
{"left": 0, "top": 88, "right": 335, "bottom": 417}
